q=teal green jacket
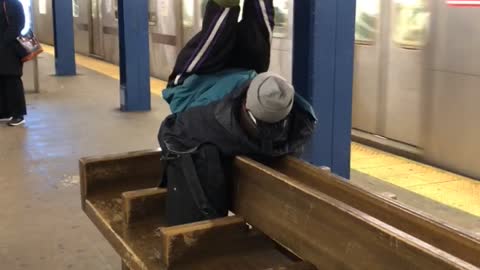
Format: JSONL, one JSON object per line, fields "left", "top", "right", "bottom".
{"left": 163, "top": 69, "right": 317, "bottom": 123}
{"left": 163, "top": 69, "right": 257, "bottom": 114}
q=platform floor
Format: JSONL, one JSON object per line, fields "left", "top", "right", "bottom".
{"left": 0, "top": 48, "right": 478, "bottom": 269}
{"left": 0, "top": 53, "right": 171, "bottom": 269}
{"left": 351, "top": 143, "right": 480, "bottom": 216}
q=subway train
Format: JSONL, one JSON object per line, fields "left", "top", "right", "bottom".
{"left": 32, "top": 0, "right": 480, "bottom": 181}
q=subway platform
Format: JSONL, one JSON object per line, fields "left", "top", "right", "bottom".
{"left": 0, "top": 49, "right": 479, "bottom": 269}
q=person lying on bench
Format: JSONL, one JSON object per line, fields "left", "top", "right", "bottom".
{"left": 158, "top": 0, "right": 317, "bottom": 226}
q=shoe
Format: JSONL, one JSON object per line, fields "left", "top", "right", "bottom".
{"left": 7, "top": 117, "right": 25, "bottom": 126}
{"left": 0, "top": 116, "right": 12, "bottom": 122}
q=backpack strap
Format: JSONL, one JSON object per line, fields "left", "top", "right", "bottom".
{"left": 180, "top": 154, "right": 219, "bottom": 219}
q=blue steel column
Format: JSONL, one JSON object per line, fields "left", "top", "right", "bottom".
{"left": 118, "top": 0, "right": 151, "bottom": 111}
{"left": 52, "top": 0, "right": 76, "bottom": 76}
{"left": 293, "top": 0, "right": 356, "bottom": 179}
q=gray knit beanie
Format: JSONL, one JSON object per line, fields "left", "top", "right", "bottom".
{"left": 246, "top": 72, "right": 295, "bottom": 124}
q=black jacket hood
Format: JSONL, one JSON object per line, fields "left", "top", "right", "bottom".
{"left": 158, "top": 84, "right": 316, "bottom": 159}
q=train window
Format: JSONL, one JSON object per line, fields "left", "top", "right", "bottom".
{"left": 72, "top": 0, "right": 80, "bottom": 18}
{"left": 273, "top": 0, "right": 289, "bottom": 38}
{"left": 392, "top": 0, "right": 430, "bottom": 49}
{"left": 148, "top": 0, "right": 158, "bottom": 25}
{"left": 355, "top": 0, "right": 379, "bottom": 45}
{"left": 38, "top": 0, "right": 47, "bottom": 15}
{"left": 113, "top": 0, "right": 158, "bottom": 25}
{"left": 183, "top": 0, "right": 195, "bottom": 27}
{"left": 106, "top": 0, "right": 113, "bottom": 13}
{"left": 113, "top": 0, "right": 117, "bottom": 18}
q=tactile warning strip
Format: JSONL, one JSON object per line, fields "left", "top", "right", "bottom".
{"left": 351, "top": 142, "right": 480, "bottom": 217}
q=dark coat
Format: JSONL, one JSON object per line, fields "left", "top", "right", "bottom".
{"left": 0, "top": 0, "right": 25, "bottom": 76}
{"left": 158, "top": 83, "right": 317, "bottom": 160}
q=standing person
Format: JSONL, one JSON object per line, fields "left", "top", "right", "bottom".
{"left": 0, "top": 0, "right": 27, "bottom": 126}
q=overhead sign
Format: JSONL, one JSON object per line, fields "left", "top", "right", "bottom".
{"left": 447, "top": 0, "right": 480, "bottom": 7}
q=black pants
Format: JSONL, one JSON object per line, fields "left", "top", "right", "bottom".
{"left": 0, "top": 76, "right": 27, "bottom": 118}
{"left": 168, "top": 0, "right": 275, "bottom": 87}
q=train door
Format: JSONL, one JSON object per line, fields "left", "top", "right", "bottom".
{"left": 352, "top": 0, "right": 382, "bottom": 134}
{"left": 382, "top": 0, "right": 430, "bottom": 146}
{"left": 150, "top": 0, "right": 183, "bottom": 79}
{"left": 90, "top": 0, "right": 104, "bottom": 58}
{"left": 269, "top": 0, "right": 293, "bottom": 82}
{"left": 352, "top": 0, "right": 430, "bottom": 148}
{"left": 34, "top": 0, "right": 54, "bottom": 45}
{"left": 73, "top": 0, "right": 90, "bottom": 55}
{"left": 181, "top": 0, "right": 205, "bottom": 45}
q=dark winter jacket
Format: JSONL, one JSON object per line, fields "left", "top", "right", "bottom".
{"left": 158, "top": 81, "right": 317, "bottom": 159}
{"left": 0, "top": 0, "right": 25, "bottom": 76}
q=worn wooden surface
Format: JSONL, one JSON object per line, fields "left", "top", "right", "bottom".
{"left": 84, "top": 182, "right": 297, "bottom": 270}
{"left": 123, "top": 188, "right": 167, "bottom": 228}
{"left": 234, "top": 157, "right": 478, "bottom": 270}
{"left": 158, "top": 216, "right": 248, "bottom": 267}
{"left": 269, "top": 157, "right": 480, "bottom": 267}
{"left": 80, "top": 150, "right": 163, "bottom": 209}
{"left": 80, "top": 151, "right": 299, "bottom": 270}
{"left": 86, "top": 192, "right": 296, "bottom": 270}
{"left": 80, "top": 150, "right": 480, "bottom": 270}
{"left": 263, "top": 262, "right": 316, "bottom": 270}
{"left": 122, "top": 261, "right": 131, "bottom": 270}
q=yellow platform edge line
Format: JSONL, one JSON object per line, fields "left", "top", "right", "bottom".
{"left": 40, "top": 44, "right": 479, "bottom": 217}
{"left": 351, "top": 142, "right": 479, "bottom": 217}
{"left": 41, "top": 44, "right": 166, "bottom": 96}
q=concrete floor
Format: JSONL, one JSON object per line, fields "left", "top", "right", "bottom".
{"left": 0, "top": 54, "right": 171, "bottom": 269}
{"left": 0, "top": 54, "right": 478, "bottom": 270}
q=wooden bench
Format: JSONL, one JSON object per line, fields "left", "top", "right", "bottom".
{"left": 80, "top": 150, "right": 480, "bottom": 270}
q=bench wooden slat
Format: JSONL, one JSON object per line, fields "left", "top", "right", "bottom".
{"left": 158, "top": 216, "right": 248, "bottom": 267}
{"left": 122, "top": 188, "right": 167, "bottom": 228}
{"left": 233, "top": 157, "right": 477, "bottom": 270}
{"left": 81, "top": 152, "right": 299, "bottom": 270}
{"left": 270, "top": 157, "right": 480, "bottom": 267}
{"left": 80, "top": 150, "right": 163, "bottom": 209}
{"left": 263, "top": 261, "right": 317, "bottom": 270}
{"left": 122, "top": 262, "right": 131, "bottom": 270}
{"left": 84, "top": 200, "right": 152, "bottom": 270}
{"left": 87, "top": 191, "right": 297, "bottom": 270}
{"left": 80, "top": 150, "right": 479, "bottom": 270}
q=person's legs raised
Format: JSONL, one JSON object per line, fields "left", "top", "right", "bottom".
{"left": 228, "top": 0, "right": 275, "bottom": 73}
{"left": 167, "top": 0, "right": 241, "bottom": 87}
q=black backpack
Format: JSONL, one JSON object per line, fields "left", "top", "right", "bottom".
{"left": 161, "top": 144, "right": 230, "bottom": 226}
